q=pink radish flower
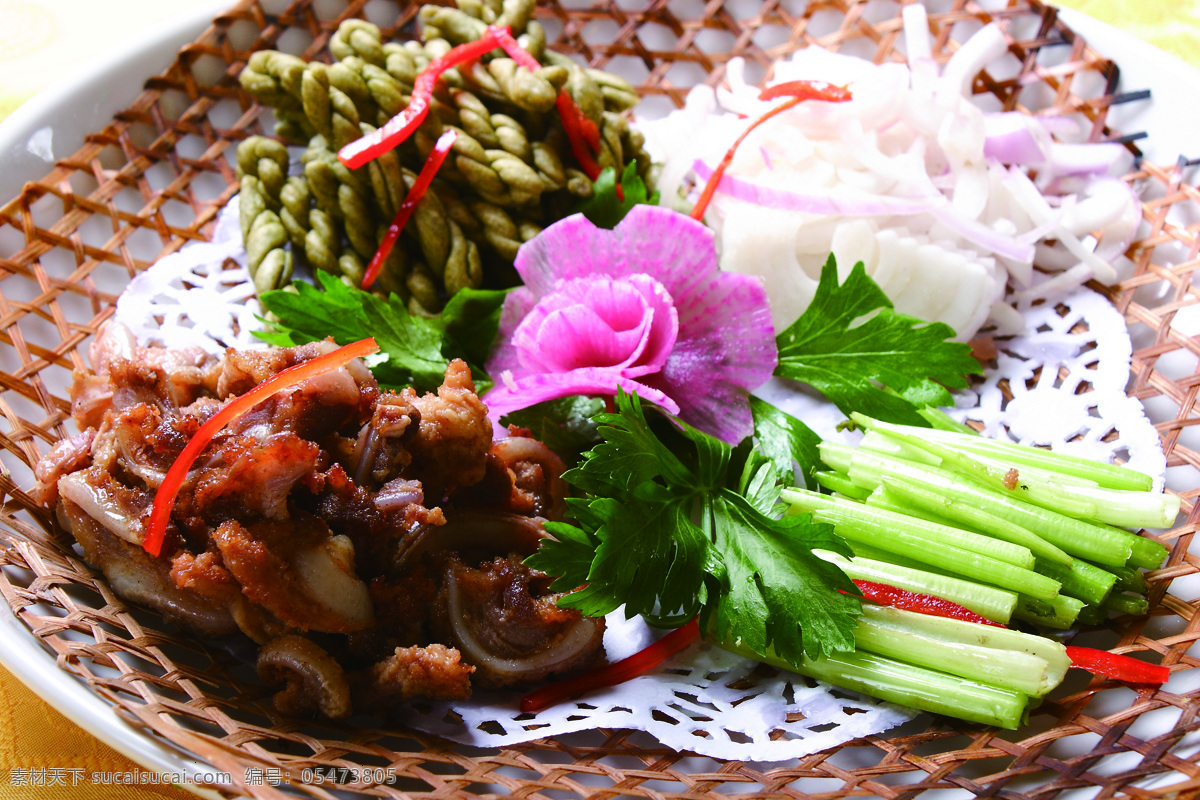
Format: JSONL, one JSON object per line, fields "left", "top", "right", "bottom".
{"left": 484, "top": 205, "right": 777, "bottom": 444}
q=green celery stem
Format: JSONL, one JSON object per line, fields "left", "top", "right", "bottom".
{"left": 1034, "top": 557, "right": 1115, "bottom": 606}
{"left": 784, "top": 488, "right": 1060, "bottom": 601}
{"left": 1103, "top": 592, "right": 1151, "bottom": 617}
{"left": 878, "top": 478, "right": 1073, "bottom": 567}
{"left": 865, "top": 413, "right": 1154, "bottom": 492}
{"left": 1124, "top": 532, "right": 1170, "bottom": 570}
{"left": 783, "top": 488, "right": 1036, "bottom": 568}
{"left": 713, "top": 638, "right": 1032, "bottom": 730}
{"left": 817, "top": 551, "right": 1016, "bottom": 623}
{"left": 814, "top": 471, "right": 871, "bottom": 501}
{"left": 828, "top": 445, "right": 1134, "bottom": 567}
{"left": 1091, "top": 561, "right": 1150, "bottom": 595}
{"left": 1013, "top": 593, "right": 1083, "bottom": 629}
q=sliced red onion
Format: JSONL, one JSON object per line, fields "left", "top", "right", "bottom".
{"left": 928, "top": 206, "right": 1035, "bottom": 263}
{"left": 1011, "top": 263, "right": 1095, "bottom": 304}
{"left": 1048, "top": 142, "right": 1134, "bottom": 179}
{"left": 1036, "top": 115, "right": 1083, "bottom": 137}
{"left": 902, "top": 3, "right": 933, "bottom": 63}
{"left": 983, "top": 113, "right": 1049, "bottom": 165}
{"left": 693, "top": 160, "right": 939, "bottom": 216}
{"left": 374, "top": 478, "right": 424, "bottom": 511}
{"left": 1002, "top": 168, "right": 1119, "bottom": 284}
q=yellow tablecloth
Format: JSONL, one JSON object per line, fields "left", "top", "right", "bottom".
{"left": 0, "top": 1, "right": 1196, "bottom": 798}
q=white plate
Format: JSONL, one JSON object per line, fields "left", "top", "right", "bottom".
{"left": 0, "top": 3, "right": 1197, "bottom": 797}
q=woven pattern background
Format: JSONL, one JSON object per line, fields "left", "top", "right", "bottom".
{"left": 0, "top": 0, "right": 1197, "bottom": 797}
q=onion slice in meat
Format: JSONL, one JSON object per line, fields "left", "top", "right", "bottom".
{"left": 445, "top": 572, "right": 605, "bottom": 683}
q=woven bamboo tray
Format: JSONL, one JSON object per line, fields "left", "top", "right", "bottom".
{"left": 0, "top": 0, "right": 1197, "bottom": 797}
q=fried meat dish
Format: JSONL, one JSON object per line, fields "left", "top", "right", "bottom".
{"left": 35, "top": 323, "right": 603, "bottom": 719}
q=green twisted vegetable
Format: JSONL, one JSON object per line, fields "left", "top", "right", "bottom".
{"left": 235, "top": 0, "right": 652, "bottom": 309}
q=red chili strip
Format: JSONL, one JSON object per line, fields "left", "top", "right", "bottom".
{"left": 338, "top": 32, "right": 502, "bottom": 169}
{"left": 853, "top": 580, "right": 1004, "bottom": 627}
{"left": 488, "top": 25, "right": 605, "bottom": 182}
{"left": 758, "top": 79, "right": 851, "bottom": 102}
{"left": 520, "top": 617, "right": 700, "bottom": 713}
{"left": 1065, "top": 646, "right": 1170, "bottom": 684}
{"left": 556, "top": 92, "right": 604, "bottom": 181}
{"left": 690, "top": 81, "right": 852, "bottom": 222}
{"left": 142, "top": 338, "right": 380, "bottom": 557}
{"left": 362, "top": 129, "right": 459, "bottom": 290}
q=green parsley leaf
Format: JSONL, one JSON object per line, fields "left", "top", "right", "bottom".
{"left": 703, "top": 496, "right": 858, "bottom": 664}
{"left": 774, "top": 254, "right": 982, "bottom": 427}
{"left": 573, "top": 163, "right": 660, "bottom": 229}
{"left": 566, "top": 390, "right": 696, "bottom": 495}
{"left": 736, "top": 451, "right": 782, "bottom": 516}
{"left": 529, "top": 389, "right": 860, "bottom": 663}
{"left": 534, "top": 518, "right": 600, "bottom": 593}
{"left": 750, "top": 396, "right": 824, "bottom": 491}
{"left": 256, "top": 272, "right": 509, "bottom": 393}
{"left": 254, "top": 273, "right": 380, "bottom": 348}
{"left": 438, "top": 287, "right": 510, "bottom": 371}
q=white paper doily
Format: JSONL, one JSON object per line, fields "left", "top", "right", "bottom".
{"left": 107, "top": 200, "right": 1166, "bottom": 762}
{"left": 401, "top": 611, "right": 915, "bottom": 760}
{"left": 114, "top": 195, "right": 263, "bottom": 356}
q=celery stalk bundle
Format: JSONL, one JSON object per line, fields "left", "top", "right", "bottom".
{"left": 739, "top": 411, "right": 1177, "bottom": 728}
{"left": 785, "top": 412, "right": 1174, "bottom": 632}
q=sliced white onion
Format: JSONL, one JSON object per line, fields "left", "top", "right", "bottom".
{"left": 639, "top": 16, "right": 1137, "bottom": 341}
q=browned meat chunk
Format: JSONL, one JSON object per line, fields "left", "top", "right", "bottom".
{"left": 401, "top": 359, "right": 492, "bottom": 500}
{"left": 33, "top": 429, "right": 95, "bottom": 505}
{"left": 353, "top": 644, "right": 474, "bottom": 705}
{"left": 453, "top": 436, "right": 568, "bottom": 519}
{"left": 211, "top": 516, "right": 373, "bottom": 635}
{"left": 60, "top": 499, "right": 238, "bottom": 638}
{"left": 437, "top": 555, "right": 606, "bottom": 689}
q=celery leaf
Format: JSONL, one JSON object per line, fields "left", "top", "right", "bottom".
{"left": 774, "top": 254, "right": 982, "bottom": 427}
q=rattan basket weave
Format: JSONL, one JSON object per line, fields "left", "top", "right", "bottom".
{"left": 1, "top": 1, "right": 1197, "bottom": 797}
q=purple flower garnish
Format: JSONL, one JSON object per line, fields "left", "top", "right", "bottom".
{"left": 485, "top": 206, "right": 777, "bottom": 444}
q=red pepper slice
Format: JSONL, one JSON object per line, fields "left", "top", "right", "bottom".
{"left": 362, "top": 129, "right": 459, "bottom": 290}
{"left": 758, "top": 79, "right": 850, "bottom": 102}
{"left": 338, "top": 32, "right": 502, "bottom": 169}
{"left": 520, "top": 617, "right": 699, "bottom": 712}
{"left": 853, "top": 580, "right": 1004, "bottom": 627}
{"left": 1066, "top": 646, "right": 1170, "bottom": 684}
{"left": 555, "top": 92, "right": 604, "bottom": 181}
{"left": 142, "top": 338, "right": 380, "bottom": 557}
{"left": 690, "top": 81, "right": 852, "bottom": 222}
{"left": 487, "top": 25, "right": 605, "bottom": 182}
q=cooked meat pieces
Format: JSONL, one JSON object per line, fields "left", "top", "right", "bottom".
{"left": 192, "top": 432, "right": 321, "bottom": 521}
{"left": 35, "top": 324, "right": 592, "bottom": 715}
{"left": 211, "top": 516, "right": 374, "bottom": 635}
{"left": 59, "top": 498, "right": 239, "bottom": 638}
{"left": 436, "top": 555, "right": 606, "bottom": 689}
{"left": 400, "top": 359, "right": 493, "bottom": 501}
{"left": 352, "top": 643, "right": 474, "bottom": 705}
{"left": 258, "top": 635, "right": 352, "bottom": 719}
{"left": 33, "top": 429, "right": 95, "bottom": 506}
{"left": 452, "top": 436, "right": 568, "bottom": 519}
{"left": 71, "top": 323, "right": 219, "bottom": 429}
